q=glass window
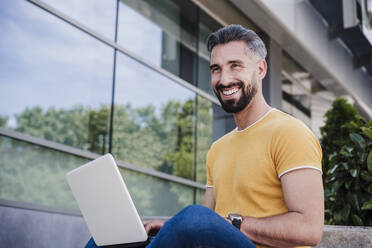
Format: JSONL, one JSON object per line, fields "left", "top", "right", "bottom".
{"left": 120, "top": 168, "right": 194, "bottom": 216}
{"left": 198, "top": 57, "right": 214, "bottom": 95}
{"left": 195, "top": 188, "right": 206, "bottom": 205}
{"left": 40, "top": 0, "right": 116, "bottom": 39}
{"left": 0, "top": 135, "right": 88, "bottom": 210}
{"left": 281, "top": 52, "right": 339, "bottom": 138}
{"left": 0, "top": 134, "right": 193, "bottom": 215}
{"left": 281, "top": 53, "right": 312, "bottom": 127}
{"left": 282, "top": 79, "right": 312, "bottom": 126}
{"left": 195, "top": 96, "right": 213, "bottom": 184}
{"left": 118, "top": 0, "right": 198, "bottom": 85}
{"left": 211, "top": 104, "right": 236, "bottom": 142}
{"left": 0, "top": 0, "right": 114, "bottom": 154}
{"left": 112, "top": 52, "right": 196, "bottom": 180}
{"left": 195, "top": 97, "right": 233, "bottom": 185}
{"left": 197, "top": 10, "right": 222, "bottom": 95}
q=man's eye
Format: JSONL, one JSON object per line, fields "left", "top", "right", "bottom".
{"left": 211, "top": 68, "right": 219, "bottom": 73}
{"left": 232, "top": 64, "right": 239, "bottom": 68}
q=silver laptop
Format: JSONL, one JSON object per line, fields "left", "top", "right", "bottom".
{"left": 66, "top": 154, "right": 149, "bottom": 247}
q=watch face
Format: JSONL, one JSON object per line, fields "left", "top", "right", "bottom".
{"left": 228, "top": 213, "right": 242, "bottom": 230}
{"left": 228, "top": 213, "right": 242, "bottom": 221}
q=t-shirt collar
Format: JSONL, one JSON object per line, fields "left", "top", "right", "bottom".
{"left": 235, "top": 108, "right": 275, "bottom": 133}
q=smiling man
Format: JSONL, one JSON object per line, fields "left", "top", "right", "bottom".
{"left": 201, "top": 25, "right": 324, "bottom": 248}
{"left": 87, "top": 24, "right": 324, "bottom": 248}
{"left": 145, "top": 24, "right": 324, "bottom": 248}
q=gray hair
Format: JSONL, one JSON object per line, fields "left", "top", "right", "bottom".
{"left": 206, "top": 24, "right": 267, "bottom": 60}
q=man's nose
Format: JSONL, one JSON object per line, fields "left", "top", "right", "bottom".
{"left": 219, "top": 69, "right": 232, "bottom": 86}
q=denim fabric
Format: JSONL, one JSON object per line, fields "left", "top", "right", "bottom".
{"left": 147, "top": 205, "right": 255, "bottom": 248}
{"left": 85, "top": 205, "right": 255, "bottom": 248}
{"left": 85, "top": 237, "right": 98, "bottom": 248}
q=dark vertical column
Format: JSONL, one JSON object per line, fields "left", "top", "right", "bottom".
{"left": 179, "top": 1, "right": 199, "bottom": 86}
{"left": 193, "top": 95, "right": 198, "bottom": 203}
{"left": 192, "top": 7, "right": 200, "bottom": 204}
{"left": 262, "top": 34, "right": 283, "bottom": 109}
{"left": 108, "top": 0, "right": 120, "bottom": 153}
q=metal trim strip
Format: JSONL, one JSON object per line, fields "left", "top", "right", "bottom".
{"left": 0, "top": 128, "right": 206, "bottom": 190}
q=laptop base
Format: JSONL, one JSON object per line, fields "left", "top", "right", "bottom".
{"left": 101, "top": 237, "right": 152, "bottom": 248}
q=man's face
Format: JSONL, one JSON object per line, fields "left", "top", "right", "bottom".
{"left": 210, "top": 41, "right": 259, "bottom": 113}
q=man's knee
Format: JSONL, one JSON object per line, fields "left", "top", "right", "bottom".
{"left": 169, "top": 205, "right": 217, "bottom": 234}
{"left": 181, "top": 205, "right": 214, "bottom": 214}
{"left": 178, "top": 204, "right": 214, "bottom": 218}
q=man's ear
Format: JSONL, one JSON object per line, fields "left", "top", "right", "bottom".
{"left": 256, "top": 60, "right": 267, "bottom": 80}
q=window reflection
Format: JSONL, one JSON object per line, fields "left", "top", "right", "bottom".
{"left": 198, "top": 57, "right": 214, "bottom": 95}
{"left": 196, "top": 96, "right": 213, "bottom": 184}
{"left": 281, "top": 52, "right": 339, "bottom": 138}
{"left": 198, "top": 10, "right": 221, "bottom": 95}
{"left": 0, "top": 0, "right": 226, "bottom": 186}
{"left": 118, "top": 0, "right": 198, "bottom": 85}
{"left": 0, "top": 0, "right": 113, "bottom": 154}
{"left": 120, "top": 168, "right": 193, "bottom": 216}
{"left": 0, "top": 134, "right": 194, "bottom": 216}
{"left": 117, "top": 1, "right": 163, "bottom": 67}
{"left": 112, "top": 52, "right": 196, "bottom": 180}
{"left": 0, "top": 135, "right": 88, "bottom": 210}
{"left": 281, "top": 53, "right": 312, "bottom": 127}
{"left": 40, "top": 0, "right": 116, "bottom": 40}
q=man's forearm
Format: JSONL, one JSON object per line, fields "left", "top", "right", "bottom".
{"left": 241, "top": 211, "right": 323, "bottom": 247}
{"left": 202, "top": 188, "right": 216, "bottom": 210}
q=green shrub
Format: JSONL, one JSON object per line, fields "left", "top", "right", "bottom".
{"left": 0, "top": 115, "right": 7, "bottom": 128}
{"left": 320, "top": 98, "right": 372, "bottom": 226}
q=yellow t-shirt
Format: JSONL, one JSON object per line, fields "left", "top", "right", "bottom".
{"left": 206, "top": 109, "right": 322, "bottom": 248}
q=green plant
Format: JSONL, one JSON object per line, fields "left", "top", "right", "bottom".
{"left": 320, "top": 98, "right": 372, "bottom": 226}
{"left": 0, "top": 115, "right": 7, "bottom": 128}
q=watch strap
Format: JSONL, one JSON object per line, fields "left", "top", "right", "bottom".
{"left": 232, "top": 218, "right": 241, "bottom": 230}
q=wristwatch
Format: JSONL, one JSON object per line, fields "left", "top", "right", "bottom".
{"left": 227, "top": 213, "right": 242, "bottom": 230}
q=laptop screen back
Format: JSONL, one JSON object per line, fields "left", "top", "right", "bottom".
{"left": 66, "top": 154, "right": 148, "bottom": 246}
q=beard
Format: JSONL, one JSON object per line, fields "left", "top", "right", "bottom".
{"left": 214, "top": 75, "right": 258, "bottom": 113}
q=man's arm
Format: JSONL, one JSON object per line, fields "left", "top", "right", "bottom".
{"left": 202, "top": 187, "right": 216, "bottom": 210}
{"left": 241, "top": 168, "right": 324, "bottom": 247}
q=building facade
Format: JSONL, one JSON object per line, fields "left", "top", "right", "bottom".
{"left": 0, "top": 0, "right": 371, "bottom": 221}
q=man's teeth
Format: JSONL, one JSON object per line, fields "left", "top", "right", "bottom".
{"left": 222, "top": 88, "right": 239, "bottom": 96}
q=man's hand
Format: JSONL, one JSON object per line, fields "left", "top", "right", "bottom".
{"left": 225, "top": 217, "right": 232, "bottom": 224}
{"left": 143, "top": 220, "right": 165, "bottom": 235}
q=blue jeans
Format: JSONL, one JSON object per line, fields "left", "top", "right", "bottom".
{"left": 86, "top": 205, "right": 256, "bottom": 248}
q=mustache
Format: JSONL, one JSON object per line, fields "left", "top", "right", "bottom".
{"left": 216, "top": 82, "right": 244, "bottom": 91}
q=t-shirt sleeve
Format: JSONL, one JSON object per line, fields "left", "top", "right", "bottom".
{"left": 206, "top": 147, "right": 214, "bottom": 187}
{"left": 271, "top": 119, "right": 322, "bottom": 178}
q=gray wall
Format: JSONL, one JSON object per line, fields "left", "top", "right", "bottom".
{"left": 0, "top": 205, "right": 90, "bottom": 248}
{"left": 263, "top": 36, "right": 283, "bottom": 109}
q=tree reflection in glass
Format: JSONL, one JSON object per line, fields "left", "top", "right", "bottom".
{"left": 112, "top": 52, "right": 197, "bottom": 180}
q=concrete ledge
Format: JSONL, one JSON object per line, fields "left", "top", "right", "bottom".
{"left": 0, "top": 205, "right": 90, "bottom": 248}
{"left": 1, "top": 204, "right": 372, "bottom": 248}
{"left": 316, "top": 225, "right": 372, "bottom": 248}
